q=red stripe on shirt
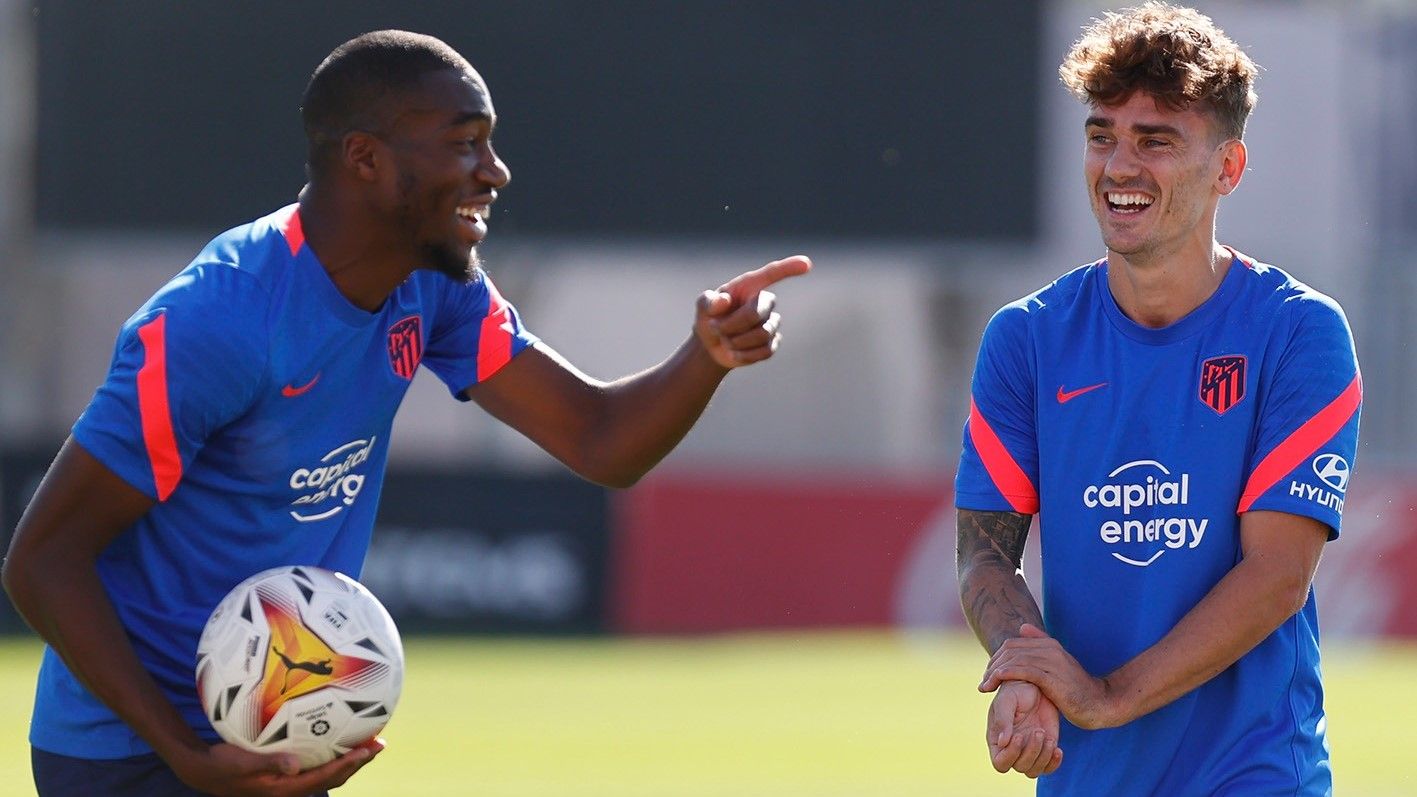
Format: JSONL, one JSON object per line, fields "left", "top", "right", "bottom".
{"left": 1237, "top": 372, "right": 1362, "bottom": 512}
{"left": 476, "top": 282, "right": 515, "bottom": 382}
{"left": 968, "top": 398, "right": 1039, "bottom": 514}
{"left": 136, "top": 314, "right": 182, "bottom": 500}
{"left": 278, "top": 206, "right": 305, "bottom": 255}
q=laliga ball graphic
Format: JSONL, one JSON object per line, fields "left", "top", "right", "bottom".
{"left": 195, "top": 566, "right": 404, "bottom": 769}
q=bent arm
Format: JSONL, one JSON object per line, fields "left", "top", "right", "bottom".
{"left": 982, "top": 510, "right": 1327, "bottom": 729}
{"left": 957, "top": 508, "right": 1045, "bottom": 653}
{"left": 466, "top": 256, "right": 810, "bottom": 488}
{"left": 466, "top": 338, "right": 729, "bottom": 488}
{"left": 1098, "top": 510, "right": 1326, "bottom": 724}
{"left": 1, "top": 438, "right": 209, "bottom": 767}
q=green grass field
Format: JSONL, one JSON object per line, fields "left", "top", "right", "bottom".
{"left": 1, "top": 632, "right": 1413, "bottom": 796}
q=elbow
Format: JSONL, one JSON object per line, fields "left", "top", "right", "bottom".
{"left": 1264, "top": 565, "right": 1313, "bottom": 621}
{"left": 575, "top": 461, "right": 648, "bottom": 490}
{"left": 1280, "top": 577, "right": 1312, "bottom": 619}
{"left": 1, "top": 535, "right": 38, "bottom": 618}
{"left": 1, "top": 526, "right": 29, "bottom": 602}
{"left": 560, "top": 439, "right": 652, "bottom": 489}
{"left": 0, "top": 551, "right": 16, "bottom": 605}
{"left": 598, "top": 472, "right": 645, "bottom": 490}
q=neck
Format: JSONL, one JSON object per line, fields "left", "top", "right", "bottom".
{"left": 1106, "top": 238, "right": 1232, "bottom": 329}
{"left": 298, "top": 183, "right": 418, "bottom": 312}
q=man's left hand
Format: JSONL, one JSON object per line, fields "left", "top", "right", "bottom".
{"left": 979, "top": 623, "right": 1122, "bottom": 730}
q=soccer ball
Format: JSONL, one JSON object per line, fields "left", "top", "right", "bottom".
{"left": 195, "top": 565, "right": 404, "bottom": 770}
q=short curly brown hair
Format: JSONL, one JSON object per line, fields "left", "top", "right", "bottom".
{"left": 1059, "top": 2, "right": 1258, "bottom": 140}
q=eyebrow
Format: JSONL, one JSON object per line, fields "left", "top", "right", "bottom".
{"left": 449, "top": 110, "right": 494, "bottom": 128}
{"left": 1084, "top": 117, "right": 1183, "bottom": 137}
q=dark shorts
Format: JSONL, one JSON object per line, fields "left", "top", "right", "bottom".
{"left": 31, "top": 747, "right": 329, "bottom": 797}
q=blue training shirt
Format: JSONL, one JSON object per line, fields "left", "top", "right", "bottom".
{"left": 32, "top": 204, "right": 538, "bottom": 758}
{"left": 955, "top": 251, "right": 1360, "bottom": 797}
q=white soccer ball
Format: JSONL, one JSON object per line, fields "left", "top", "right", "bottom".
{"left": 195, "top": 565, "right": 404, "bottom": 770}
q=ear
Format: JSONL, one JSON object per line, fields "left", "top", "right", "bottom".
{"left": 342, "top": 131, "right": 384, "bottom": 183}
{"left": 1214, "top": 138, "right": 1247, "bottom": 196}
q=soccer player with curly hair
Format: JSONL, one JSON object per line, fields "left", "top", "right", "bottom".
{"left": 957, "top": 4, "right": 1360, "bottom": 794}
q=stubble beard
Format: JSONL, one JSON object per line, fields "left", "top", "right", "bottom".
{"left": 397, "top": 169, "right": 481, "bottom": 284}
{"left": 422, "top": 240, "right": 480, "bottom": 284}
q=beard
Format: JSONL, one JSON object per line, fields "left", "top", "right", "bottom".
{"left": 420, "top": 238, "right": 480, "bottom": 283}
{"left": 396, "top": 169, "right": 482, "bottom": 283}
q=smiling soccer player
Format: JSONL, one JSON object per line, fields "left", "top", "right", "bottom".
{"left": 3, "top": 30, "right": 809, "bottom": 797}
{"left": 955, "top": 4, "right": 1361, "bottom": 795}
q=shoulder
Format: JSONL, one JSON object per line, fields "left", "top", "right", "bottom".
{"left": 138, "top": 206, "right": 306, "bottom": 325}
{"left": 117, "top": 218, "right": 291, "bottom": 363}
{"left": 984, "top": 260, "right": 1101, "bottom": 338}
{"left": 1232, "top": 253, "right": 1352, "bottom": 338}
{"left": 129, "top": 261, "right": 271, "bottom": 341}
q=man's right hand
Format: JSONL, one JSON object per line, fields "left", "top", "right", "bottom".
{"left": 173, "top": 739, "right": 383, "bottom": 796}
{"left": 987, "top": 680, "right": 1063, "bottom": 779}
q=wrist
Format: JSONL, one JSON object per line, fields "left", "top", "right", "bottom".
{"left": 154, "top": 733, "right": 212, "bottom": 782}
{"left": 1095, "top": 672, "right": 1133, "bottom": 729}
{"left": 686, "top": 331, "right": 733, "bottom": 375}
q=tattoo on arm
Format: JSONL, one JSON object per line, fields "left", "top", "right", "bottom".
{"left": 956, "top": 508, "right": 1045, "bottom": 653}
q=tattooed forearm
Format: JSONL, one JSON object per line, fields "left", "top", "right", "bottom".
{"left": 956, "top": 508, "right": 1045, "bottom": 654}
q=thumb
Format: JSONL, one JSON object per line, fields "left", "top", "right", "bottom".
{"left": 697, "top": 289, "right": 733, "bottom": 319}
{"left": 1019, "top": 623, "right": 1049, "bottom": 639}
{"left": 990, "top": 692, "right": 1017, "bottom": 749}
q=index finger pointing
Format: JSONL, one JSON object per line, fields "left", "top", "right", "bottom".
{"left": 720, "top": 255, "right": 812, "bottom": 300}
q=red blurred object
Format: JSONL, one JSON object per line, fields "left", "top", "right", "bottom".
{"left": 611, "top": 470, "right": 948, "bottom": 633}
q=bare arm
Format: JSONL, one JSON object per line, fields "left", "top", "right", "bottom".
{"left": 2, "top": 439, "right": 375, "bottom": 795}
{"left": 466, "top": 256, "right": 810, "bottom": 488}
{"left": 957, "top": 507, "right": 1061, "bottom": 778}
{"left": 3, "top": 440, "right": 198, "bottom": 759}
{"left": 981, "top": 510, "right": 1327, "bottom": 729}
{"left": 956, "top": 508, "right": 1045, "bottom": 653}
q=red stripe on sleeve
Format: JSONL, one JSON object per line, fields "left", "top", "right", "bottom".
{"left": 967, "top": 398, "right": 1039, "bottom": 514}
{"left": 136, "top": 314, "right": 183, "bottom": 500}
{"left": 476, "top": 281, "right": 515, "bottom": 382}
{"left": 1238, "top": 372, "right": 1362, "bottom": 512}
{"left": 278, "top": 206, "right": 305, "bottom": 256}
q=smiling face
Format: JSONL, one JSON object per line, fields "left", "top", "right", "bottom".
{"left": 377, "top": 67, "right": 510, "bottom": 282}
{"left": 1083, "top": 92, "right": 1244, "bottom": 267}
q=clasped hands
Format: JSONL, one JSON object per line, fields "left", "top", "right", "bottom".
{"left": 977, "top": 623, "right": 1123, "bottom": 779}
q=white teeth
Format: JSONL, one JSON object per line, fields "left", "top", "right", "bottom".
{"left": 456, "top": 207, "right": 484, "bottom": 222}
{"left": 1107, "top": 192, "right": 1153, "bottom": 207}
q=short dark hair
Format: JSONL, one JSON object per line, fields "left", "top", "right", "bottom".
{"left": 301, "top": 30, "right": 469, "bottom": 176}
{"left": 1059, "top": 2, "right": 1258, "bottom": 140}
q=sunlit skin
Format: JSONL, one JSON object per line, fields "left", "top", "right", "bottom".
{"left": 380, "top": 68, "right": 509, "bottom": 282}
{"left": 972, "top": 92, "right": 1251, "bottom": 780}
{"left": 300, "top": 66, "right": 510, "bottom": 310}
{"left": 0, "top": 39, "right": 811, "bottom": 797}
{"left": 1083, "top": 91, "right": 1247, "bottom": 328}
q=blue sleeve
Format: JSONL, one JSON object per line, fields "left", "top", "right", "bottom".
{"left": 1238, "top": 293, "right": 1361, "bottom": 538}
{"left": 954, "top": 303, "right": 1040, "bottom": 514}
{"left": 71, "top": 263, "right": 270, "bottom": 500}
{"left": 420, "top": 269, "right": 539, "bottom": 399}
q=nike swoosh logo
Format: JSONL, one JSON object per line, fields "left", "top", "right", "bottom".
{"left": 1056, "top": 382, "right": 1107, "bottom": 403}
{"left": 281, "top": 373, "right": 321, "bottom": 398}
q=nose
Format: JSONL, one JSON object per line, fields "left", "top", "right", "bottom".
{"left": 478, "top": 146, "right": 510, "bottom": 190}
{"left": 1103, "top": 140, "right": 1141, "bottom": 183}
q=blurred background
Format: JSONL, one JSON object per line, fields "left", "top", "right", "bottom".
{"left": 1, "top": 1, "right": 1414, "bottom": 794}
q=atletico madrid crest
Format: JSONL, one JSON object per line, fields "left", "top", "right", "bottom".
{"left": 386, "top": 316, "right": 423, "bottom": 380}
{"left": 1199, "top": 354, "right": 1246, "bottom": 415}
